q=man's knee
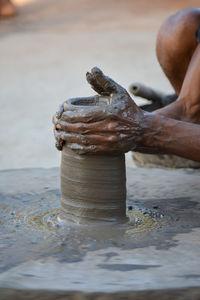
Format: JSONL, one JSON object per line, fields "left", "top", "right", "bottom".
{"left": 156, "top": 7, "right": 200, "bottom": 60}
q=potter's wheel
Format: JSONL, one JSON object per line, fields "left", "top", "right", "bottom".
{"left": 0, "top": 167, "right": 200, "bottom": 299}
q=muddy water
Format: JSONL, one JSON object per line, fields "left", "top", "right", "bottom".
{"left": 0, "top": 189, "right": 163, "bottom": 274}
{"left": 1, "top": 168, "right": 200, "bottom": 295}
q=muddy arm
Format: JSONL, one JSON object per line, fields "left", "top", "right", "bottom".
{"left": 140, "top": 114, "right": 200, "bottom": 161}
{"left": 53, "top": 67, "right": 200, "bottom": 162}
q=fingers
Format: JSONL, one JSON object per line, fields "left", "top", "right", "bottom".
{"left": 56, "top": 120, "right": 109, "bottom": 134}
{"left": 54, "top": 119, "right": 136, "bottom": 154}
{"left": 53, "top": 67, "right": 138, "bottom": 153}
{"left": 86, "top": 67, "right": 125, "bottom": 96}
{"left": 68, "top": 139, "right": 133, "bottom": 155}
{"left": 56, "top": 101, "right": 66, "bottom": 119}
{"left": 52, "top": 114, "right": 58, "bottom": 126}
{"left": 59, "top": 132, "right": 120, "bottom": 146}
{"left": 60, "top": 107, "right": 111, "bottom": 123}
{"left": 53, "top": 114, "right": 65, "bottom": 150}
{"left": 86, "top": 72, "right": 109, "bottom": 96}
{"left": 55, "top": 118, "right": 132, "bottom": 134}
{"left": 53, "top": 128, "right": 65, "bottom": 151}
{"left": 55, "top": 140, "right": 64, "bottom": 151}
{"left": 54, "top": 127, "right": 135, "bottom": 154}
{"left": 56, "top": 120, "right": 101, "bottom": 134}
{"left": 92, "top": 67, "right": 123, "bottom": 93}
{"left": 54, "top": 130, "right": 119, "bottom": 154}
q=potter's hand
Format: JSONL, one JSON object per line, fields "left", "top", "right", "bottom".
{"left": 53, "top": 101, "right": 66, "bottom": 151}
{"left": 54, "top": 67, "right": 147, "bottom": 154}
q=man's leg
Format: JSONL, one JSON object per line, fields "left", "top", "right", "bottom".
{"left": 155, "top": 7, "right": 200, "bottom": 123}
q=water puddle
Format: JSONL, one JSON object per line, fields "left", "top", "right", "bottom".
{"left": 0, "top": 190, "right": 164, "bottom": 274}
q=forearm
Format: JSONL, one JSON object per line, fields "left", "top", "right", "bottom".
{"left": 54, "top": 67, "right": 200, "bottom": 160}
{"left": 137, "top": 113, "right": 200, "bottom": 161}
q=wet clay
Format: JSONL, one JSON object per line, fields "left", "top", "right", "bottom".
{"left": 60, "top": 97, "right": 127, "bottom": 224}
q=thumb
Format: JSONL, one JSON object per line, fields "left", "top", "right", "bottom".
{"left": 91, "top": 67, "right": 125, "bottom": 95}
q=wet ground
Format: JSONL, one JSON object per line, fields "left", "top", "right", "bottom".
{"left": 1, "top": 0, "right": 200, "bottom": 169}
{"left": 0, "top": 167, "right": 200, "bottom": 298}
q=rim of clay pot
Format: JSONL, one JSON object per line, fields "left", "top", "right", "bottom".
{"left": 67, "top": 96, "right": 110, "bottom": 110}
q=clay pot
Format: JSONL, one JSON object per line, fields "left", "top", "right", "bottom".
{"left": 60, "top": 97, "right": 127, "bottom": 224}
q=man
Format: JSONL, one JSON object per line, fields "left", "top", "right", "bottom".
{"left": 53, "top": 7, "right": 200, "bottom": 162}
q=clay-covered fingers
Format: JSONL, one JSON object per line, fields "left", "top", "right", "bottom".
{"left": 92, "top": 67, "right": 124, "bottom": 93}
{"left": 86, "top": 72, "right": 109, "bottom": 96}
{"left": 55, "top": 140, "right": 64, "bottom": 151}
{"left": 68, "top": 136, "right": 134, "bottom": 155}
{"left": 55, "top": 118, "right": 133, "bottom": 135}
{"left": 56, "top": 131, "right": 134, "bottom": 153}
{"left": 55, "top": 120, "right": 109, "bottom": 134}
{"left": 52, "top": 114, "right": 58, "bottom": 126}
{"left": 58, "top": 132, "right": 121, "bottom": 146}
{"left": 87, "top": 67, "right": 125, "bottom": 95}
{"left": 56, "top": 101, "right": 67, "bottom": 119}
{"left": 53, "top": 114, "right": 65, "bottom": 150}
{"left": 60, "top": 107, "right": 112, "bottom": 123}
{"left": 53, "top": 128, "right": 65, "bottom": 151}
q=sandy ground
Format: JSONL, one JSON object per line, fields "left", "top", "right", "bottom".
{"left": 0, "top": 0, "right": 199, "bottom": 170}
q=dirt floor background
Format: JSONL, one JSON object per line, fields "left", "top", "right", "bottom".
{"left": 0, "top": 0, "right": 199, "bottom": 169}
